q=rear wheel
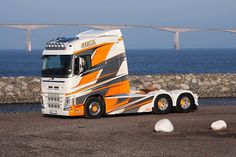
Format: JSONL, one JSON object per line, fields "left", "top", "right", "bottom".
{"left": 85, "top": 97, "right": 105, "bottom": 118}
{"left": 153, "top": 94, "right": 172, "bottom": 114}
{"left": 176, "top": 93, "right": 194, "bottom": 113}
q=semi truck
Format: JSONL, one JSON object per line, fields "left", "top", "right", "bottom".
{"left": 41, "top": 29, "right": 198, "bottom": 118}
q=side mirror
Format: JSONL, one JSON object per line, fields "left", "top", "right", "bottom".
{"left": 74, "top": 57, "right": 85, "bottom": 75}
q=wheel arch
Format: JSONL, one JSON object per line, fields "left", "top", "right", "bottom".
{"left": 169, "top": 90, "right": 197, "bottom": 107}
{"left": 151, "top": 90, "right": 174, "bottom": 108}
{"left": 83, "top": 93, "right": 105, "bottom": 106}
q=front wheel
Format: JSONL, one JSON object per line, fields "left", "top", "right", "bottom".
{"left": 176, "top": 93, "right": 194, "bottom": 113}
{"left": 153, "top": 94, "right": 172, "bottom": 114}
{"left": 85, "top": 97, "right": 105, "bottom": 119}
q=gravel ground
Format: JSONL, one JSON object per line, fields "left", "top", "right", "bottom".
{"left": 0, "top": 105, "right": 235, "bottom": 157}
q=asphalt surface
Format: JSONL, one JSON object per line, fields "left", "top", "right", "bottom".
{"left": 0, "top": 105, "right": 235, "bottom": 157}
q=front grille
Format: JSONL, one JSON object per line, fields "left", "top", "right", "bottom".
{"left": 46, "top": 93, "right": 63, "bottom": 109}
{"left": 48, "top": 104, "right": 60, "bottom": 108}
{"left": 48, "top": 93, "right": 60, "bottom": 102}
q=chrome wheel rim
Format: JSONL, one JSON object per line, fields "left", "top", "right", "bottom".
{"left": 180, "top": 96, "right": 191, "bottom": 109}
{"left": 157, "top": 98, "right": 169, "bottom": 111}
{"left": 89, "top": 102, "right": 101, "bottom": 116}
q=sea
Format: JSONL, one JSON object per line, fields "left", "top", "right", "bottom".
{"left": 0, "top": 49, "right": 236, "bottom": 76}
{"left": 0, "top": 49, "right": 236, "bottom": 110}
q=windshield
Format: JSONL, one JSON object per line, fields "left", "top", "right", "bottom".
{"left": 41, "top": 55, "right": 72, "bottom": 77}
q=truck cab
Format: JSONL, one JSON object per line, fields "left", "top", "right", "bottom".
{"left": 41, "top": 29, "right": 198, "bottom": 118}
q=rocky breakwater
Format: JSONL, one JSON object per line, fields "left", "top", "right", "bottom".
{"left": 0, "top": 77, "right": 41, "bottom": 104}
{"left": 0, "top": 73, "right": 236, "bottom": 104}
{"left": 129, "top": 73, "right": 236, "bottom": 98}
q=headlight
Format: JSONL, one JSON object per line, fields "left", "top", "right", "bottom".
{"left": 64, "top": 97, "right": 74, "bottom": 110}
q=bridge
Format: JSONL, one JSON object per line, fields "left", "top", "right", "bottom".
{"left": 0, "top": 24, "right": 235, "bottom": 52}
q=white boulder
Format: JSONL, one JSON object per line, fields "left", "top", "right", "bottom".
{"left": 154, "top": 119, "right": 174, "bottom": 132}
{"left": 211, "top": 120, "right": 227, "bottom": 131}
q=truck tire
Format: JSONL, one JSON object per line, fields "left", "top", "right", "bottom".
{"left": 85, "top": 97, "right": 105, "bottom": 118}
{"left": 153, "top": 94, "right": 172, "bottom": 114}
{"left": 176, "top": 93, "right": 194, "bottom": 113}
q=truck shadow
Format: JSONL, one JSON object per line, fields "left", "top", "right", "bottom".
{"left": 42, "top": 109, "right": 197, "bottom": 119}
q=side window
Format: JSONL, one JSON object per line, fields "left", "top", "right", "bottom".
{"left": 74, "top": 55, "right": 91, "bottom": 75}
{"left": 80, "top": 55, "right": 91, "bottom": 72}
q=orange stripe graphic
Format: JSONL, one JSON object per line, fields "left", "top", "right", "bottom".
{"left": 92, "top": 80, "right": 129, "bottom": 95}
{"left": 125, "top": 100, "right": 152, "bottom": 111}
{"left": 69, "top": 104, "right": 84, "bottom": 116}
{"left": 92, "top": 43, "right": 114, "bottom": 66}
{"left": 69, "top": 71, "right": 118, "bottom": 97}
{"left": 106, "top": 98, "right": 130, "bottom": 113}
{"left": 67, "top": 74, "right": 124, "bottom": 96}
{"left": 78, "top": 70, "right": 100, "bottom": 87}
{"left": 105, "top": 98, "right": 118, "bottom": 112}
{"left": 105, "top": 80, "right": 130, "bottom": 96}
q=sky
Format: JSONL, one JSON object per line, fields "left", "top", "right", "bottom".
{"left": 0, "top": 0, "right": 236, "bottom": 50}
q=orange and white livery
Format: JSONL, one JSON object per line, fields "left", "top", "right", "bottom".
{"left": 41, "top": 29, "right": 198, "bottom": 118}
